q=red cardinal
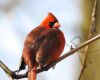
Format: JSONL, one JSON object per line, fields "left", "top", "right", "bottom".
{"left": 19, "top": 12, "right": 65, "bottom": 80}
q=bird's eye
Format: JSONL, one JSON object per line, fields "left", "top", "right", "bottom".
{"left": 49, "top": 22, "right": 54, "bottom": 28}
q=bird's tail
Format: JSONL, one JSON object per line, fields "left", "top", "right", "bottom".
{"left": 28, "top": 65, "right": 37, "bottom": 80}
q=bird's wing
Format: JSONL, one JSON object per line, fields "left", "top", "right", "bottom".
{"left": 18, "top": 27, "right": 45, "bottom": 70}
{"left": 31, "top": 28, "right": 65, "bottom": 65}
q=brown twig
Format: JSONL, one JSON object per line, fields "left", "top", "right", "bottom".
{"left": 0, "top": 34, "right": 100, "bottom": 79}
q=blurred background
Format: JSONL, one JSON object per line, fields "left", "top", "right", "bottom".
{"left": 0, "top": 0, "right": 84, "bottom": 80}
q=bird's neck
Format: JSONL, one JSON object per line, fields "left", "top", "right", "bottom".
{"left": 39, "top": 24, "right": 50, "bottom": 29}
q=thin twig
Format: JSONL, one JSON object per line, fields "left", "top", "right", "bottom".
{"left": 0, "top": 34, "right": 100, "bottom": 79}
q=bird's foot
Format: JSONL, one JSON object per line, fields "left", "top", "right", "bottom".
{"left": 52, "top": 64, "right": 56, "bottom": 69}
{"left": 38, "top": 63, "right": 44, "bottom": 69}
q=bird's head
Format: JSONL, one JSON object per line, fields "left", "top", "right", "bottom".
{"left": 40, "top": 12, "right": 60, "bottom": 29}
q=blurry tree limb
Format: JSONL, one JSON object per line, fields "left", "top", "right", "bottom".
{"left": 0, "top": 34, "right": 100, "bottom": 79}
{"left": 79, "top": 0, "right": 98, "bottom": 79}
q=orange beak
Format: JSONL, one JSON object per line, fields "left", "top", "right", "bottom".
{"left": 53, "top": 22, "right": 60, "bottom": 29}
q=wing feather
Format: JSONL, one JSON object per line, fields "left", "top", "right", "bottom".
{"left": 30, "top": 28, "right": 65, "bottom": 65}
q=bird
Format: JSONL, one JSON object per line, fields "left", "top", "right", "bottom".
{"left": 19, "top": 12, "right": 65, "bottom": 80}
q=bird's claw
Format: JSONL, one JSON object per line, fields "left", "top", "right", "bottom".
{"left": 52, "top": 64, "right": 56, "bottom": 69}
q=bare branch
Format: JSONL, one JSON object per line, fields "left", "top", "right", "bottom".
{"left": 0, "top": 60, "right": 13, "bottom": 78}
{"left": 78, "top": 0, "right": 98, "bottom": 79}
{"left": 0, "top": 34, "right": 100, "bottom": 79}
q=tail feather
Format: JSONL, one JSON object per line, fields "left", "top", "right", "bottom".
{"left": 28, "top": 66, "right": 37, "bottom": 80}
{"left": 19, "top": 55, "right": 26, "bottom": 71}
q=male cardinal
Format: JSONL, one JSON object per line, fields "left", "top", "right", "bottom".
{"left": 19, "top": 12, "right": 65, "bottom": 80}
